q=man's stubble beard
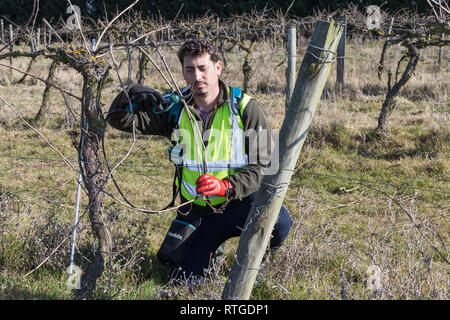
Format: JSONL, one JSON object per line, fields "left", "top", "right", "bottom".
{"left": 191, "top": 78, "right": 219, "bottom": 98}
{"left": 194, "top": 89, "right": 208, "bottom": 97}
{"left": 192, "top": 83, "right": 208, "bottom": 97}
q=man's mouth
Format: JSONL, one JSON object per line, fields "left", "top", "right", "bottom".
{"left": 194, "top": 82, "right": 206, "bottom": 88}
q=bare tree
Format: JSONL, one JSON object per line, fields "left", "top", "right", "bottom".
{"left": 375, "top": 1, "right": 450, "bottom": 132}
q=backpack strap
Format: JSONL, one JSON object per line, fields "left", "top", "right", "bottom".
{"left": 229, "top": 86, "right": 243, "bottom": 117}
{"left": 161, "top": 164, "right": 182, "bottom": 211}
{"left": 167, "top": 102, "right": 182, "bottom": 130}
{"left": 162, "top": 86, "right": 191, "bottom": 130}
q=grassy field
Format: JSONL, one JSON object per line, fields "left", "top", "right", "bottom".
{"left": 0, "top": 35, "right": 448, "bottom": 300}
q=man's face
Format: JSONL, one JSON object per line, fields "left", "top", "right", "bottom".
{"left": 182, "top": 53, "right": 222, "bottom": 97}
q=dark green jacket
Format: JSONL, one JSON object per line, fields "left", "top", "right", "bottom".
{"left": 106, "top": 80, "right": 272, "bottom": 205}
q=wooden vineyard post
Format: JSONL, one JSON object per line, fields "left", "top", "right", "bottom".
{"left": 286, "top": 22, "right": 297, "bottom": 108}
{"left": 127, "top": 36, "right": 133, "bottom": 84}
{"left": 9, "top": 24, "right": 13, "bottom": 77}
{"left": 336, "top": 16, "right": 346, "bottom": 91}
{"left": 1, "top": 19, "right": 4, "bottom": 44}
{"left": 37, "top": 28, "right": 41, "bottom": 51}
{"left": 222, "top": 20, "right": 344, "bottom": 300}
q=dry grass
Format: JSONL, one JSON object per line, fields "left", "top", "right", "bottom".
{"left": 0, "top": 34, "right": 448, "bottom": 300}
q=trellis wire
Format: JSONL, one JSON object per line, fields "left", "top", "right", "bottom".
{"left": 1, "top": 153, "right": 449, "bottom": 196}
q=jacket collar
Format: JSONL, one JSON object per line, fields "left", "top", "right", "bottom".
{"left": 217, "top": 79, "right": 229, "bottom": 108}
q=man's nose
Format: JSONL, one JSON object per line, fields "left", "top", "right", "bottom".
{"left": 193, "top": 68, "right": 202, "bottom": 81}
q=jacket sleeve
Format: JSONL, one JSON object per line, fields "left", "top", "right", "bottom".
{"left": 227, "top": 98, "right": 273, "bottom": 200}
{"left": 106, "top": 84, "right": 172, "bottom": 138}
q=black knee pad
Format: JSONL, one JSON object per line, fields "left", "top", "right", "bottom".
{"left": 270, "top": 205, "right": 293, "bottom": 249}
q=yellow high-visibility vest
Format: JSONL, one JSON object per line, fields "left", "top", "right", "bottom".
{"left": 174, "top": 87, "right": 252, "bottom": 206}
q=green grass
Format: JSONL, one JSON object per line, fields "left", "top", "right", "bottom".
{"left": 0, "top": 37, "right": 448, "bottom": 300}
{"left": 0, "top": 269, "right": 73, "bottom": 300}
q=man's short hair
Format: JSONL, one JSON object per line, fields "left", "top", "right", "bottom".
{"left": 177, "top": 39, "right": 220, "bottom": 65}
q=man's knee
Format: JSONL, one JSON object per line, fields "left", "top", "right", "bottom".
{"left": 270, "top": 205, "right": 293, "bottom": 249}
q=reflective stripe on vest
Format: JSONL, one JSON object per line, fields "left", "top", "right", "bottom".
{"left": 176, "top": 88, "right": 252, "bottom": 206}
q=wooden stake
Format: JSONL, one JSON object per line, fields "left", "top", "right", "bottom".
{"left": 437, "top": 33, "right": 443, "bottom": 69}
{"left": 216, "top": 17, "right": 220, "bottom": 36}
{"left": 9, "top": 24, "right": 13, "bottom": 77}
{"left": 43, "top": 23, "right": 47, "bottom": 50}
{"left": 286, "top": 22, "right": 297, "bottom": 108}
{"left": 127, "top": 36, "right": 133, "bottom": 84}
{"left": 1, "top": 20, "right": 4, "bottom": 44}
{"left": 336, "top": 16, "right": 346, "bottom": 91}
{"left": 36, "top": 28, "right": 41, "bottom": 51}
{"left": 222, "top": 20, "right": 344, "bottom": 300}
{"left": 48, "top": 27, "right": 52, "bottom": 46}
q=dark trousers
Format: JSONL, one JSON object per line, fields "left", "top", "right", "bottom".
{"left": 169, "top": 192, "right": 293, "bottom": 281}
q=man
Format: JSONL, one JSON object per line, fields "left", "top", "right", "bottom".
{"left": 107, "top": 39, "right": 292, "bottom": 285}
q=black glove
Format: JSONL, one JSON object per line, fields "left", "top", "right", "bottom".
{"left": 108, "top": 84, "right": 169, "bottom": 120}
{"left": 127, "top": 84, "right": 168, "bottom": 113}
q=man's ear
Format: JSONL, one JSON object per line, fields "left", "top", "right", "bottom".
{"left": 216, "top": 60, "right": 223, "bottom": 76}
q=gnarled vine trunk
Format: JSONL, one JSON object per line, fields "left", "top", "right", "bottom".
{"left": 377, "top": 44, "right": 419, "bottom": 132}
{"left": 35, "top": 60, "right": 58, "bottom": 124}
{"left": 75, "top": 74, "right": 111, "bottom": 300}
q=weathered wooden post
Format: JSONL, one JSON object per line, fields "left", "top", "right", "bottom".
{"left": 286, "top": 21, "right": 297, "bottom": 108}
{"left": 336, "top": 16, "right": 346, "bottom": 91}
{"left": 8, "top": 24, "right": 12, "bottom": 46}
{"left": 222, "top": 20, "right": 344, "bottom": 300}
{"left": 30, "top": 31, "right": 36, "bottom": 53}
{"left": 214, "top": 17, "right": 220, "bottom": 46}
{"left": 234, "top": 21, "right": 239, "bottom": 55}
{"left": 36, "top": 28, "right": 41, "bottom": 51}
{"left": 1, "top": 19, "right": 4, "bottom": 44}
{"left": 216, "top": 17, "right": 220, "bottom": 36}
{"left": 437, "top": 33, "right": 444, "bottom": 69}
{"left": 48, "top": 27, "right": 52, "bottom": 46}
{"left": 127, "top": 36, "right": 133, "bottom": 84}
{"left": 43, "top": 23, "right": 47, "bottom": 50}
{"left": 9, "top": 24, "right": 13, "bottom": 77}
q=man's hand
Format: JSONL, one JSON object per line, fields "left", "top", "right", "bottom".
{"left": 196, "top": 174, "right": 233, "bottom": 197}
{"left": 127, "top": 85, "right": 168, "bottom": 113}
